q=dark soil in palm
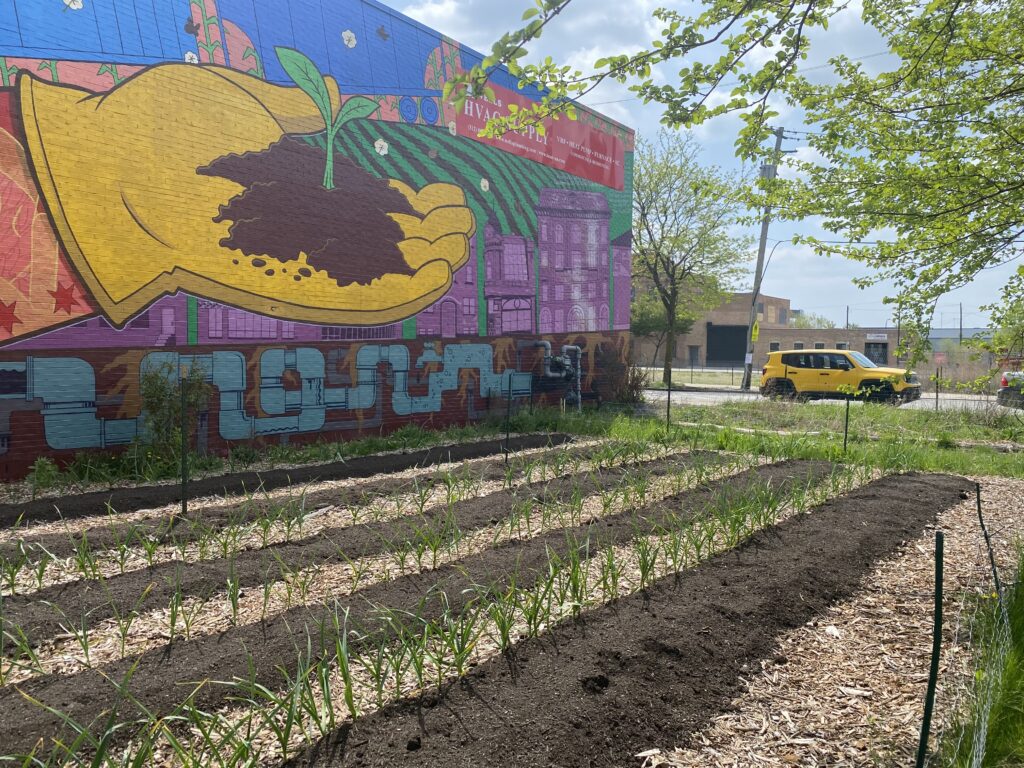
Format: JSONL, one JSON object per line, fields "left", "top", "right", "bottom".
{"left": 0, "top": 459, "right": 822, "bottom": 754}
{"left": 197, "top": 137, "right": 415, "bottom": 286}
{"left": 0, "top": 434, "right": 570, "bottom": 528}
{"left": 290, "top": 472, "right": 969, "bottom": 768}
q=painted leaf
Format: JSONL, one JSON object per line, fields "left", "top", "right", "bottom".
{"left": 332, "top": 96, "right": 380, "bottom": 131}
{"left": 275, "top": 46, "right": 333, "bottom": 129}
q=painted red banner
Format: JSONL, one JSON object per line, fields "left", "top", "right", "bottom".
{"left": 457, "top": 82, "right": 626, "bottom": 190}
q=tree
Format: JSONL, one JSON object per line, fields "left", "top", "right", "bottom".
{"left": 630, "top": 284, "right": 694, "bottom": 374}
{"left": 444, "top": 0, "right": 1024, "bottom": 356}
{"left": 790, "top": 311, "right": 837, "bottom": 329}
{"left": 631, "top": 132, "right": 749, "bottom": 385}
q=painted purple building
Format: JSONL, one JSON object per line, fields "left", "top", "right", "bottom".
{"left": 536, "top": 190, "right": 612, "bottom": 335}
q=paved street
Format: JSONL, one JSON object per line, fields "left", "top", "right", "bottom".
{"left": 644, "top": 388, "right": 1018, "bottom": 413}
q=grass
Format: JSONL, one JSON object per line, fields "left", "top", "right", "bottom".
{"left": 667, "top": 399, "right": 1024, "bottom": 445}
{"left": 497, "top": 403, "right": 1024, "bottom": 478}
{"left": 641, "top": 366, "right": 761, "bottom": 390}
{"left": 941, "top": 543, "right": 1024, "bottom": 767}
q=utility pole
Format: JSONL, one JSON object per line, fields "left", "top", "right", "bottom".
{"left": 741, "top": 127, "right": 786, "bottom": 391}
{"left": 959, "top": 303, "right": 963, "bottom": 345}
{"left": 845, "top": 306, "right": 849, "bottom": 330}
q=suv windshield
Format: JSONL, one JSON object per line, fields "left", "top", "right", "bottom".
{"left": 848, "top": 351, "right": 878, "bottom": 368}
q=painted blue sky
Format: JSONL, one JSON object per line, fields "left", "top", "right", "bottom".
{"left": 395, "top": 0, "right": 1018, "bottom": 330}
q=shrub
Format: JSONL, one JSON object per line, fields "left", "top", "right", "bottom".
{"left": 614, "top": 360, "right": 649, "bottom": 404}
{"left": 27, "top": 456, "right": 61, "bottom": 497}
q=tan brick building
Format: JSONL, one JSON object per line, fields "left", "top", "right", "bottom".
{"left": 637, "top": 292, "right": 902, "bottom": 369}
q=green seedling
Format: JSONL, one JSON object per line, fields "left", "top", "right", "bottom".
{"left": 226, "top": 561, "right": 241, "bottom": 625}
{"left": 331, "top": 604, "right": 360, "bottom": 719}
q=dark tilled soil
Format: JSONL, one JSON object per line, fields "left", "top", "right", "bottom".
{"left": 0, "top": 434, "right": 571, "bottom": 528}
{"left": 0, "top": 441, "right": 601, "bottom": 564}
{"left": 3, "top": 451, "right": 714, "bottom": 646}
{"left": 288, "top": 472, "right": 970, "bottom": 768}
{"left": 0, "top": 460, "right": 825, "bottom": 755}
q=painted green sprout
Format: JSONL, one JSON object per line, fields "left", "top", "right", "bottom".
{"left": 274, "top": 47, "right": 379, "bottom": 190}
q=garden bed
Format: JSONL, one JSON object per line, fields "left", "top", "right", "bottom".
{"left": 0, "top": 433, "right": 572, "bottom": 526}
{"left": 0, "top": 454, "right": 823, "bottom": 755}
{"left": 0, "top": 430, "right": 974, "bottom": 767}
{"left": 288, "top": 472, "right": 969, "bottom": 767}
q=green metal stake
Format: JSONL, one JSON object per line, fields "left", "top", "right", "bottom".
{"left": 666, "top": 374, "right": 672, "bottom": 438}
{"left": 915, "top": 530, "right": 944, "bottom": 768}
{"left": 843, "top": 396, "right": 851, "bottom": 453}
{"left": 504, "top": 377, "right": 513, "bottom": 465}
{"left": 180, "top": 376, "right": 188, "bottom": 521}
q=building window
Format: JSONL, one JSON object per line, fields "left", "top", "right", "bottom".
{"left": 572, "top": 250, "right": 583, "bottom": 270}
{"left": 568, "top": 306, "right": 585, "bottom": 332}
{"left": 540, "top": 308, "right": 552, "bottom": 333}
{"left": 555, "top": 224, "right": 564, "bottom": 244}
{"left": 541, "top": 222, "right": 549, "bottom": 241}
{"left": 541, "top": 249, "right": 549, "bottom": 267}
{"left": 555, "top": 250, "right": 564, "bottom": 269}
{"left": 836, "top": 342, "right": 849, "bottom": 350}
{"left": 281, "top": 322, "right": 295, "bottom": 340}
{"left": 541, "top": 284, "right": 548, "bottom": 301}
{"left": 814, "top": 342, "right": 826, "bottom": 349}
{"left": 501, "top": 299, "right": 532, "bottom": 332}
{"left": 756, "top": 302, "right": 765, "bottom": 316}
{"left": 571, "top": 224, "right": 582, "bottom": 244}
{"left": 465, "top": 264, "right": 474, "bottom": 284}
{"left": 793, "top": 342, "right": 805, "bottom": 350}
{"left": 588, "top": 283, "right": 595, "bottom": 298}
{"left": 779, "top": 308, "right": 788, "bottom": 324}
{"left": 769, "top": 341, "right": 780, "bottom": 352}
{"left": 555, "top": 285, "right": 565, "bottom": 301}
{"left": 209, "top": 307, "right": 223, "bottom": 338}
{"left": 504, "top": 242, "right": 528, "bottom": 282}
{"left": 571, "top": 284, "right": 581, "bottom": 300}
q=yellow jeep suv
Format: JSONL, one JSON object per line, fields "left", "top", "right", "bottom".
{"left": 760, "top": 349, "right": 922, "bottom": 403}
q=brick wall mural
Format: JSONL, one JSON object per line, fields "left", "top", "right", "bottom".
{"left": 0, "top": 0, "right": 634, "bottom": 478}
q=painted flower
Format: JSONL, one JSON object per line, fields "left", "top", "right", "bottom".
{"left": 480, "top": 178, "right": 490, "bottom": 193}
{"left": 63, "top": 0, "right": 84, "bottom": 9}
{"left": 342, "top": 30, "right": 357, "bottom": 49}
{"left": 448, "top": 121, "right": 458, "bottom": 136}
{"left": 374, "top": 139, "right": 389, "bottom": 156}
{"left": 184, "top": 51, "right": 200, "bottom": 64}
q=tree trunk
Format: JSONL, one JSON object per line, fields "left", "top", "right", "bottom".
{"left": 662, "top": 325, "right": 676, "bottom": 386}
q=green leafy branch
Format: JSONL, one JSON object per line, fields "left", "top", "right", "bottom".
{"left": 274, "top": 47, "right": 380, "bottom": 190}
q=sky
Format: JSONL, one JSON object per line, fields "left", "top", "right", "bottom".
{"left": 391, "top": 0, "right": 1017, "bottom": 330}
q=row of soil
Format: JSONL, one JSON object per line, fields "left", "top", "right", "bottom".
{"left": 0, "top": 459, "right": 829, "bottom": 755}
{"left": 3, "top": 450, "right": 714, "bottom": 647}
{"left": 0, "top": 440, "right": 599, "bottom": 563}
{"left": 0, "top": 433, "right": 572, "bottom": 527}
{"left": 289, "top": 471, "right": 971, "bottom": 768}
